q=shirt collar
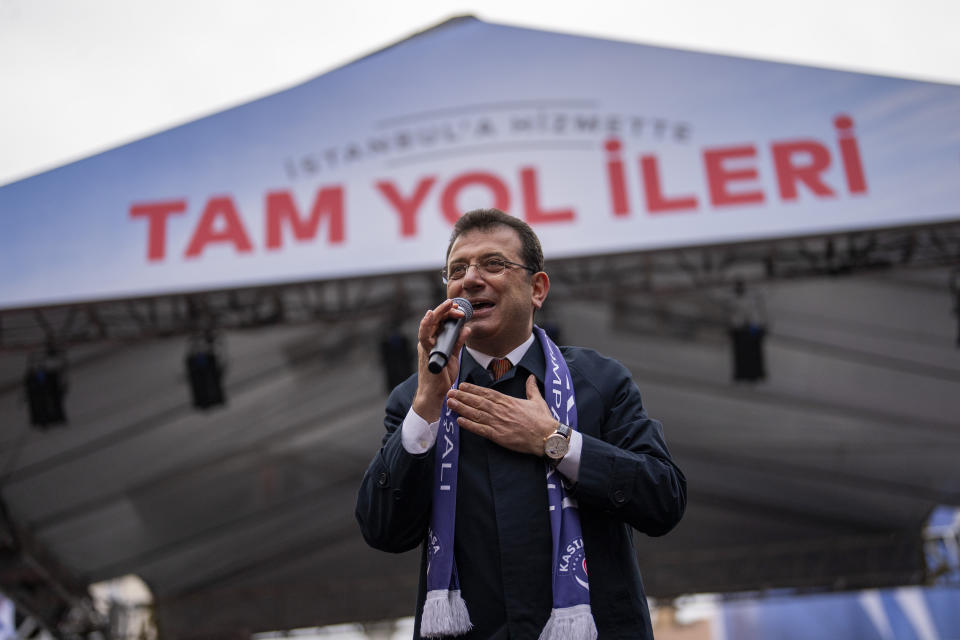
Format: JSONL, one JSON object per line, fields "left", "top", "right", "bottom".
{"left": 465, "top": 332, "right": 535, "bottom": 371}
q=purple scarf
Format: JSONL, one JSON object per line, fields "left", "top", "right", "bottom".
{"left": 421, "top": 326, "right": 596, "bottom": 639}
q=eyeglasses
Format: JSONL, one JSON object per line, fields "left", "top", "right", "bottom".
{"left": 442, "top": 257, "right": 536, "bottom": 284}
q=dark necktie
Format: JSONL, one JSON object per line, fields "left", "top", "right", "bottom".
{"left": 489, "top": 357, "right": 511, "bottom": 381}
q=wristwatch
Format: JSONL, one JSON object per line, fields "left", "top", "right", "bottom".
{"left": 543, "top": 421, "right": 572, "bottom": 460}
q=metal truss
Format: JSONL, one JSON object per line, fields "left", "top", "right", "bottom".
{"left": 1, "top": 223, "right": 958, "bottom": 352}
{"left": 0, "top": 501, "right": 106, "bottom": 640}
{"left": 0, "top": 223, "right": 956, "bottom": 635}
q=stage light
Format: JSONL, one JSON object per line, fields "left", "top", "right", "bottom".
{"left": 24, "top": 348, "right": 68, "bottom": 428}
{"left": 186, "top": 332, "right": 226, "bottom": 409}
{"left": 728, "top": 280, "right": 767, "bottom": 382}
{"left": 379, "top": 331, "right": 413, "bottom": 392}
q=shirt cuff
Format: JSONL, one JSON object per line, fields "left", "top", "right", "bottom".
{"left": 555, "top": 430, "right": 582, "bottom": 483}
{"left": 400, "top": 406, "right": 440, "bottom": 454}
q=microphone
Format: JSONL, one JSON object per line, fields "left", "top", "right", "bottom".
{"left": 428, "top": 298, "right": 474, "bottom": 374}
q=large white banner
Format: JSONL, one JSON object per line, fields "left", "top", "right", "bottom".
{"left": 2, "top": 17, "right": 959, "bottom": 309}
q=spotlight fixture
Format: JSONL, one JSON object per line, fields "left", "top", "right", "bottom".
{"left": 379, "top": 330, "right": 414, "bottom": 392}
{"left": 728, "top": 279, "right": 768, "bottom": 382}
{"left": 24, "top": 347, "right": 68, "bottom": 428}
{"left": 185, "top": 331, "right": 226, "bottom": 409}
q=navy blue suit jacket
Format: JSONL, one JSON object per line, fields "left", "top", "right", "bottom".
{"left": 356, "top": 340, "right": 686, "bottom": 639}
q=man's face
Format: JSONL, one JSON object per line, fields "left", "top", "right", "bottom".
{"left": 445, "top": 225, "right": 548, "bottom": 356}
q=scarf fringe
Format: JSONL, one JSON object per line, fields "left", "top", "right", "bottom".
{"left": 421, "top": 589, "right": 473, "bottom": 638}
{"left": 538, "top": 605, "right": 598, "bottom": 640}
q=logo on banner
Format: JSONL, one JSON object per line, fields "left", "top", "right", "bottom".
{"left": 283, "top": 105, "right": 692, "bottom": 180}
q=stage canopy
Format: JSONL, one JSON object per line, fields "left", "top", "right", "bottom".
{"left": 1, "top": 15, "right": 959, "bottom": 639}
{"left": 2, "top": 17, "right": 959, "bottom": 311}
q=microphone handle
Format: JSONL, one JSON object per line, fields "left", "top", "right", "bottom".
{"left": 428, "top": 316, "right": 466, "bottom": 374}
{"left": 427, "top": 351, "right": 448, "bottom": 374}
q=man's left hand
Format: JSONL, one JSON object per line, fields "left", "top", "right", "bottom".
{"left": 446, "top": 375, "right": 556, "bottom": 456}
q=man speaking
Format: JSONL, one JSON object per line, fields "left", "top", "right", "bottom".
{"left": 356, "top": 209, "right": 686, "bottom": 639}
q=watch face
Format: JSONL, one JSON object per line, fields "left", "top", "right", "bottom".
{"left": 545, "top": 433, "right": 569, "bottom": 459}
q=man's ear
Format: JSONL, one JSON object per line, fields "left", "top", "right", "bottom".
{"left": 531, "top": 272, "right": 550, "bottom": 309}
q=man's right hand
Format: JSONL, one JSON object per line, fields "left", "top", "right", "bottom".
{"left": 411, "top": 299, "right": 471, "bottom": 423}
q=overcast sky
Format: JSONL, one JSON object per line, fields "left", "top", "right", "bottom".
{"left": 2, "top": 0, "right": 959, "bottom": 186}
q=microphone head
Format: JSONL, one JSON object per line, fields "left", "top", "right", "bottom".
{"left": 451, "top": 297, "right": 474, "bottom": 320}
